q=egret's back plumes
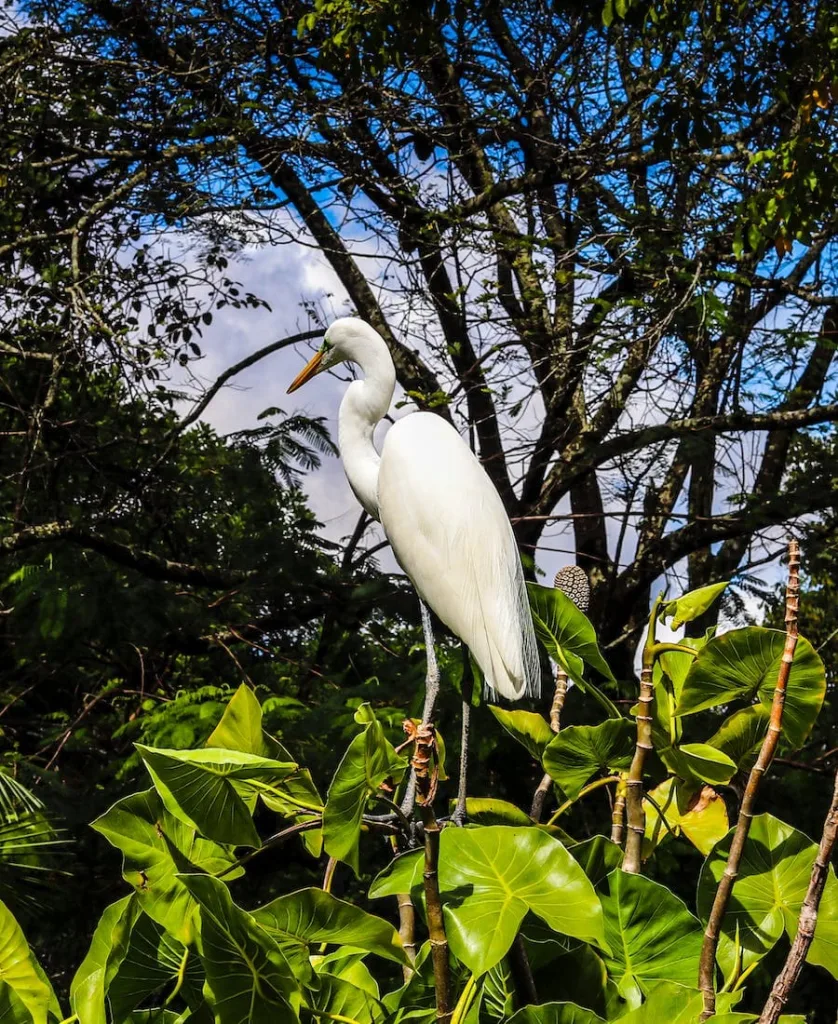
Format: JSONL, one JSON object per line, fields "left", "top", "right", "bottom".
{"left": 554, "top": 565, "right": 590, "bottom": 612}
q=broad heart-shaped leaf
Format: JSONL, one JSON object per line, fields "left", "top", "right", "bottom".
{"left": 542, "top": 720, "right": 634, "bottom": 800}
{"left": 698, "top": 813, "right": 838, "bottom": 981}
{"left": 252, "top": 887, "right": 408, "bottom": 982}
{"left": 489, "top": 707, "right": 554, "bottom": 760}
{"left": 206, "top": 684, "right": 323, "bottom": 856}
{"left": 644, "top": 778, "right": 728, "bottom": 858}
{"left": 136, "top": 745, "right": 297, "bottom": 848}
{"left": 179, "top": 873, "right": 300, "bottom": 1023}
{"left": 437, "top": 826, "right": 606, "bottom": 975}
{"left": 611, "top": 981, "right": 740, "bottom": 1023}
{"left": 108, "top": 911, "right": 204, "bottom": 1021}
{"left": 507, "top": 1003, "right": 606, "bottom": 1023}
{"left": 0, "top": 898, "right": 60, "bottom": 1024}
{"left": 675, "top": 628, "right": 825, "bottom": 750}
{"left": 92, "top": 789, "right": 241, "bottom": 944}
{"left": 322, "top": 703, "right": 407, "bottom": 874}
{"left": 660, "top": 743, "right": 737, "bottom": 787}
{"left": 306, "top": 972, "right": 385, "bottom": 1024}
{"left": 70, "top": 894, "right": 141, "bottom": 1024}
{"left": 662, "top": 581, "right": 728, "bottom": 630}
{"left": 598, "top": 871, "right": 703, "bottom": 1007}
{"left": 527, "top": 583, "right": 620, "bottom": 718}
{"left": 569, "top": 836, "right": 624, "bottom": 887}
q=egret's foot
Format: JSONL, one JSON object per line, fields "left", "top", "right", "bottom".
{"left": 451, "top": 802, "right": 467, "bottom": 828}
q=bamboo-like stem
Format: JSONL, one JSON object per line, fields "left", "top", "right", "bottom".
{"left": 611, "top": 778, "right": 627, "bottom": 846}
{"left": 758, "top": 766, "right": 838, "bottom": 1023}
{"left": 412, "top": 722, "right": 452, "bottom": 1022}
{"left": 623, "top": 598, "right": 661, "bottom": 873}
{"left": 699, "top": 539, "right": 800, "bottom": 1021}
{"left": 396, "top": 892, "right": 417, "bottom": 981}
{"left": 531, "top": 664, "right": 569, "bottom": 821}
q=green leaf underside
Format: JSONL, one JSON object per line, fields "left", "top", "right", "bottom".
{"left": 697, "top": 813, "right": 838, "bottom": 980}
{"left": 322, "top": 704, "right": 407, "bottom": 874}
{"left": 527, "top": 583, "right": 620, "bottom": 717}
{"left": 489, "top": 707, "right": 554, "bottom": 759}
{"left": 92, "top": 789, "right": 241, "bottom": 944}
{"left": 136, "top": 744, "right": 297, "bottom": 848}
{"left": 543, "top": 720, "right": 634, "bottom": 800}
{"left": 207, "top": 685, "right": 323, "bottom": 855}
{"left": 660, "top": 743, "right": 737, "bottom": 787}
{"left": 598, "top": 872, "right": 704, "bottom": 1008}
{"left": 179, "top": 873, "right": 300, "bottom": 1023}
{"left": 676, "top": 628, "right": 825, "bottom": 750}
{"left": 0, "top": 898, "right": 59, "bottom": 1024}
{"left": 437, "top": 826, "right": 606, "bottom": 975}
{"left": 252, "top": 886, "right": 408, "bottom": 983}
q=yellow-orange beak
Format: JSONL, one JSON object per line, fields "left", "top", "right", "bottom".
{"left": 287, "top": 349, "right": 325, "bottom": 394}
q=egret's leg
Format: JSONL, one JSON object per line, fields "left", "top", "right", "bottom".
{"left": 453, "top": 650, "right": 474, "bottom": 827}
{"left": 400, "top": 600, "right": 439, "bottom": 818}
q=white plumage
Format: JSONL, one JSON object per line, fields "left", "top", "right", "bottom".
{"left": 287, "top": 317, "right": 540, "bottom": 701}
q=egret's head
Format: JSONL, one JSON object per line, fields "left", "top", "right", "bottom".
{"left": 286, "top": 317, "right": 376, "bottom": 393}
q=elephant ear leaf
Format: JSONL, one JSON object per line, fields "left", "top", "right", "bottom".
{"left": 661, "top": 582, "right": 728, "bottom": 630}
{"left": 676, "top": 627, "right": 825, "bottom": 751}
{"left": 0, "top": 898, "right": 60, "bottom": 1024}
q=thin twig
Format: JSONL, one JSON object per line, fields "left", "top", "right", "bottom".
{"left": 758, "top": 766, "right": 838, "bottom": 1023}
{"left": 699, "top": 539, "right": 800, "bottom": 1020}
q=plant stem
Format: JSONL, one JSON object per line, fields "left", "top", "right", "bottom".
{"left": 699, "top": 539, "right": 800, "bottom": 1021}
{"left": 623, "top": 597, "right": 661, "bottom": 874}
{"left": 758, "top": 766, "right": 838, "bottom": 1023}
{"left": 450, "top": 973, "right": 478, "bottom": 1024}
{"left": 531, "top": 663, "right": 568, "bottom": 821}
{"left": 547, "top": 775, "right": 620, "bottom": 824}
{"left": 508, "top": 933, "right": 538, "bottom": 1006}
{"left": 396, "top": 892, "right": 417, "bottom": 980}
{"left": 611, "top": 777, "right": 626, "bottom": 846}
{"left": 413, "top": 722, "right": 452, "bottom": 1022}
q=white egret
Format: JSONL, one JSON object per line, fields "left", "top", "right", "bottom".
{"left": 287, "top": 317, "right": 540, "bottom": 814}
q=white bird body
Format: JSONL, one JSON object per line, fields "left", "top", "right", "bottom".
{"left": 290, "top": 317, "right": 540, "bottom": 701}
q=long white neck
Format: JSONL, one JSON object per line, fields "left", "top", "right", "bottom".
{"left": 338, "top": 338, "right": 396, "bottom": 521}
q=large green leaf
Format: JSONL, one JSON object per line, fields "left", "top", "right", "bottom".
{"left": 706, "top": 705, "right": 769, "bottom": 773}
{"left": 598, "top": 871, "right": 703, "bottom": 1007}
{"left": 306, "top": 972, "right": 385, "bottom": 1024}
{"left": 458, "top": 798, "right": 534, "bottom": 827}
{"left": 92, "top": 789, "right": 241, "bottom": 944}
{"left": 0, "top": 984, "right": 34, "bottom": 1024}
{"left": 0, "top": 898, "right": 59, "bottom": 1024}
{"left": 568, "top": 836, "right": 623, "bottom": 887}
{"left": 661, "top": 582, "right": 728, "bottom": 630}
{"left": 507, "top": 1004, "right": 606, "bottom": 1024}
{"left": 542, "top": 721, "right": 634, "bottom": 800}
{"left": 179, "top": 874, "right": 300, "bottom": 1024}
{"left": 322, "top": 704, "right": 407, "bottom": 874}
{"left": 697, "top": 813, "right": 838, "bottom": 981}
{"left": 437, "top": 826, "right": 606, "bottom": 975}
{"left": 136, "top": 745, "right": 297, "bottom": 848}
{"left": 527, "top": 584, "right": 620, "bottom": 717}
{"left": 252, "top": 887, "right": 408, "bottom": 982}
{"left": 489, "top": 707, "right": 554, "bottom": 760}
{"left": 207, "top": 685, "right": 323, "bottom": 855}
{"left": 70, "top": 895, "right": 142, "bottom": 1024}
{"left": 611, "top": 981, "right": 740, "bottom": 1023}
{"left": 675, "top": 628, "right": 825, "bottom": 749}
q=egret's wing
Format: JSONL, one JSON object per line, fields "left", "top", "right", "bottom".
{"left": 378, "top": 413, "right": 539, "bottom": 700}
